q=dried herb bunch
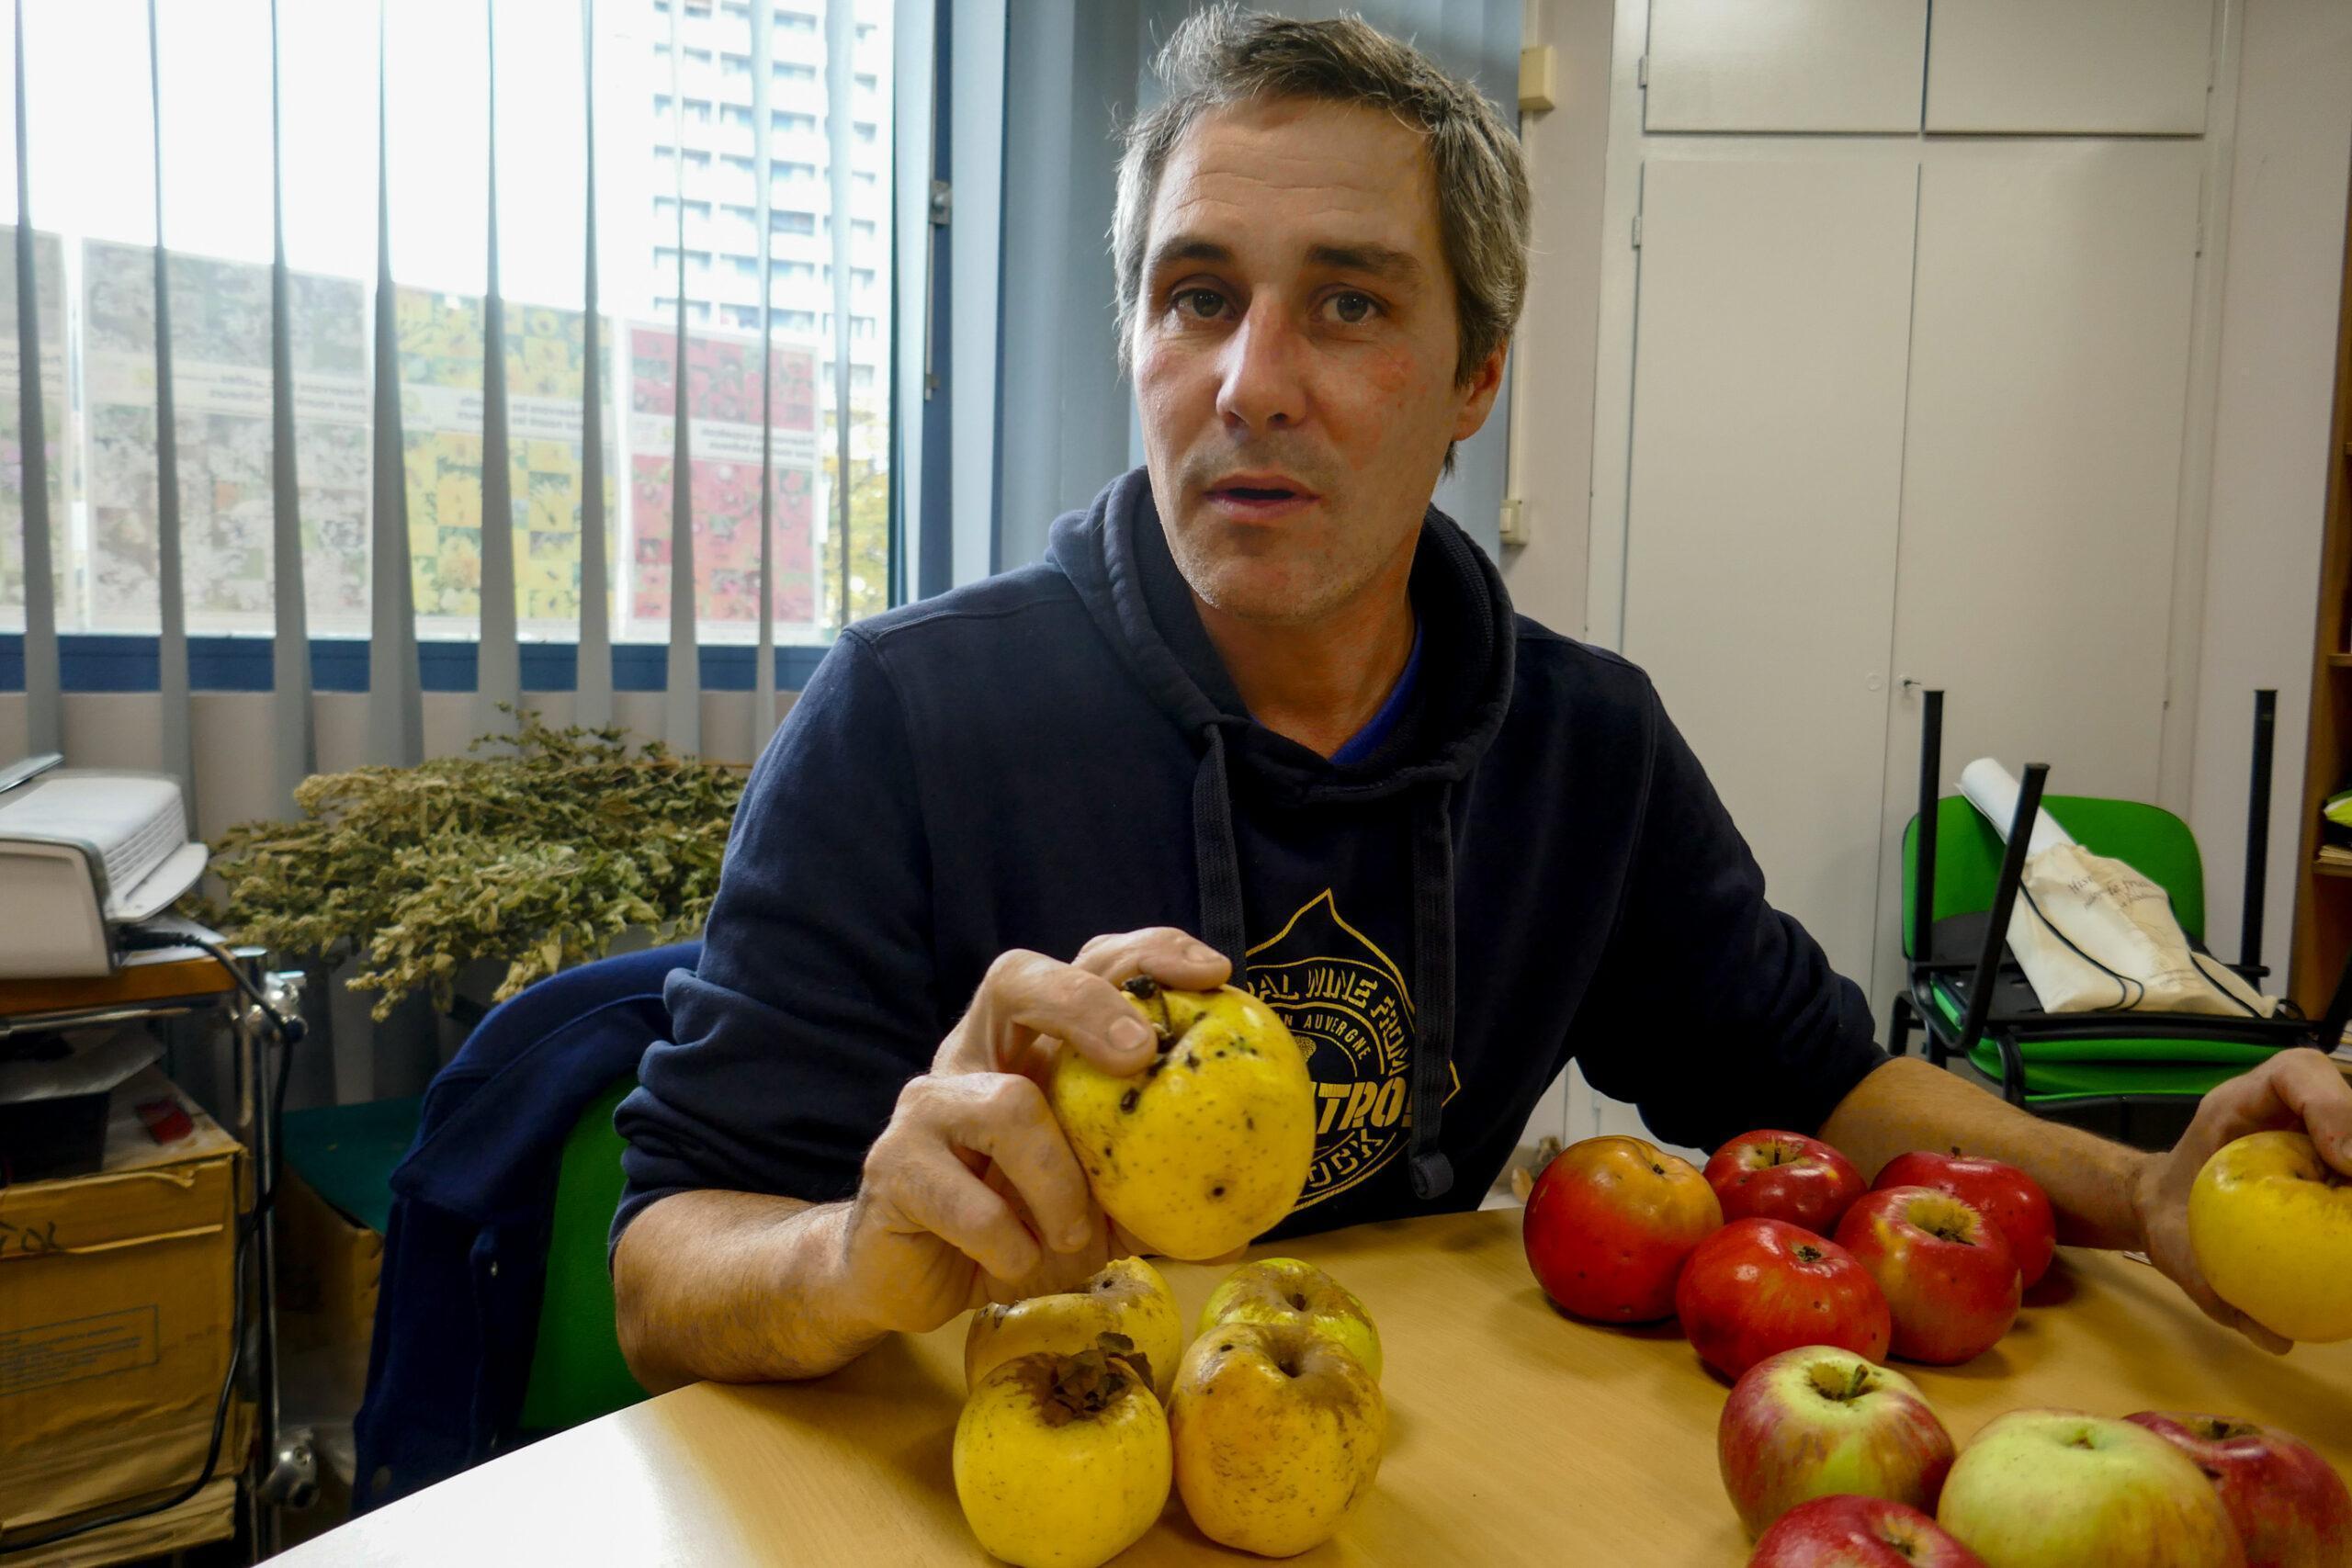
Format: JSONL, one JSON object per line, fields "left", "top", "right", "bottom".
{"left": 206, "top": 710, "right": 743, "bottom": 1019}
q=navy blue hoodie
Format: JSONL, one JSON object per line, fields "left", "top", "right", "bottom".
{"left": 614, "top": 467, "right": 1884, "bottom": 1249}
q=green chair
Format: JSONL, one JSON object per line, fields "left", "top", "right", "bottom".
{"left": 1889, "top": 691, "right": 2352, "bottom": 1149}
{"left": 517, "top": 1074, "right": 645, "bottom": 1434}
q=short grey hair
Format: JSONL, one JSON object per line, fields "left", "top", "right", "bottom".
{"left": 1112, "top": 6, "right": 1532, "bottom": 392}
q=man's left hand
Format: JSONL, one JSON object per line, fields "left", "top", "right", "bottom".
{"left": 2131, "top": 1046, "right": 2352, "bottom": 1352}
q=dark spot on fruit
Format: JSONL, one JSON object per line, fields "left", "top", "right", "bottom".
{"left": 1245, "top": 1114, "right": 1255, "bottom": 1131}
{"left": 1210, "top": 1183, "right": 1226, "bottom": 1198}
{"left": 1288, "top": 1293, "right": 1307, "bottom": 1311}
{"left": 1123, "top": 976, "right": 1159, "bottom": 999}
{"left": 1183, "top": 1052, "right": 1199, "bottom": 1069}
{"left": 1119, "top": 1089, "right": 1139, "bottom": 1112}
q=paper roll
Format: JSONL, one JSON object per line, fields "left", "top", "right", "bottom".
{"left": 1957, "top": 758, "right": 2075, "bottom": 855}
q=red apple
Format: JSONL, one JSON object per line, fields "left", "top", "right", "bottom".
{"left": 1720, "top": 1345, "right": 1957, "bottom": 1539}
{"left": 1676, "top": 1217, "right": 1892, "bottom": 1380}
{"left": 1522, "top": 1134, "right": 1724, "bottom": 1323}
{"left": 1708, "top": 1129, "right": 1870, "bottom": 1234}
{"left": 1835, "top": 1187, "right": 2019, "bottom": 1365}
{"left": 1750, "top": 1495, "right": 1987, "bottom": 1567}
{"left": 2124, "top": 1412, "right": 2352, "bottom": 1568}
{"left": 1874, "top": 1151, "right": 2057, "bottom": 1289}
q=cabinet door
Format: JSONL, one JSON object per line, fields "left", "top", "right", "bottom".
{"left": 1867, "top": 144, "right": 2205, "bottom": 1009}
{"left": 1926, "top": 0, "right": 2215, "bottom": 134}
{"left": 1622, "top": 157, "right": 1919, "bottom": 987}
{"left": 1646, "top": 0, "right": 1927, "bottom": 133}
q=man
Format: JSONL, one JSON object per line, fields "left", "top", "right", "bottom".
{"left": 612, "top": 8, "right": 2352, "bottom": 1391}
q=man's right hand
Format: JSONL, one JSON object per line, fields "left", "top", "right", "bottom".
{"left": 835, "top": 928, "right": 1233, "bottom": 1338}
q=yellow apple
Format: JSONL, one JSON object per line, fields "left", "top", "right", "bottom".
{"left": 966, "top": 1256, "right": 1183, "bottom": 1404}
{"left": 1198, "top": 1257, "right": 1383, "bottom": 1382}
{"left": 953, "top": 1335, "right": 1170, "bottom": 1568}
{"left": 2188, "top": 1130, "right": 2352, "bottom": 1344}
{"left": 1169, "top": 1320, "right": 1384, "bottom": 1557}
{"left": 1048, "top": 979, "right": 1315, "bottom": 1261}
{"left": 1937, "top": 1410, "right": 2243, "bottom": 1567}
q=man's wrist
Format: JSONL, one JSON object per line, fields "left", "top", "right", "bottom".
{"left": 800, "top": 1201, "right": 899, "bottom": 1353}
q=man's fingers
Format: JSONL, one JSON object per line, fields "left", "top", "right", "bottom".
{"left": 1074, "top": 927, "right": 1233, "bottom": 992}
{"left": 2266, "top": 1049, "right": 2352, "bottom": 1178}
{"left": 881, "top": 1145, "right": 1041, "bottom": 1283}
{"left": 936, "top": 1075, "right": 1099, "bottom": 1254}
{"left": 962, "top": 949, "right": 1159, "bottom": 1076}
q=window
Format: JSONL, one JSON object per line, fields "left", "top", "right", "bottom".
{"left": 0, "top": 0, "right": 898, "bottom": 649}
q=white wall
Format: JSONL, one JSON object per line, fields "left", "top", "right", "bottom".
{"left": 2186, "top": 0, "right": 2352, "bottom": 990}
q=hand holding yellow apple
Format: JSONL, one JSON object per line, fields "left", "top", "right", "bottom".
{"left": 2188, "top": 1130, "right": 2352, "bottom": 1345}
{"left": 1048, "top": 979, "right": 1316, "bottom": 1260}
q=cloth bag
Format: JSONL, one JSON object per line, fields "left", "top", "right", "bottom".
{"left": 1958, "top": 760, "right": 2275, "bottom": 1019}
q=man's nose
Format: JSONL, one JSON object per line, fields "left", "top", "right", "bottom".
{"left": 1214, "top": 302, "right": 1306, "bottom": 434}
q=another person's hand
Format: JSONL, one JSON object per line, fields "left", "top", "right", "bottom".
{"left": 2132, "top": 1046, "right": 2352, "bottom": 1352}
{"left": 837, "top": 928, "right": 1232, "bottom": 1338}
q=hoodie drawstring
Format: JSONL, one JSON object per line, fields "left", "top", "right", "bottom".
{"left": 1406, "top": 782, "right": 1456, "bottom": 1200}
{"left": 1193, "top": 727, "right": 1459, "bottom": 1203}
{"left": 1192, "top": 723, "right": 1250, "bottom": 970}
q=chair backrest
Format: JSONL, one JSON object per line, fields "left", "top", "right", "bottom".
{"left": 516, "top": 1072, "right": 646, "bottom": 1432}
{"left": 1901, "top": 794, "right": 2207, "bottom": 958}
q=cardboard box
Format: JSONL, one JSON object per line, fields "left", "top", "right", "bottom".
{"left": 274, "top": 1167, "right": 383, "bottom": 1355}
{"left": 0, "top": 1474, "right": 239, "bottom": 1568}
{"left": 0, "top": 1066, "right": 244, "bottom": 1544}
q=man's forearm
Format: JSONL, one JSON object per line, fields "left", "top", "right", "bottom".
{"left": 613, "top": 1190, "right": 888, "bottom": 1392}
{"left": 1818, "top": 1056, "right": 2149, "bottom": 1252}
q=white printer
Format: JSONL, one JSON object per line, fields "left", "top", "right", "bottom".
{"left": 0, "top": 756, "right": 210, "bottom": 977}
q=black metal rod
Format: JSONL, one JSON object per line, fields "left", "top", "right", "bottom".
{"left": 1916, "top": 690, "right": 1944, "bottom": 962}
{"left": 2243, "top": 689, "right": 2275, "bottom": 971}
{"left": 1958, "top": 761, "right": 2049, "bottom": 1058}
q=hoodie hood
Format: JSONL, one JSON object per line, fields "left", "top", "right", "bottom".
{"left": 1046, "top": 465, "right": 1517, "bottom": 1201}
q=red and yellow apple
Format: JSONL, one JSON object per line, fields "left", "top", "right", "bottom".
{"left": 1750, "top": 1495, "right": 1987, "bottom": 1568}
{"left": 2188, "top": 1131, "right": 2352, "bottom": 1344}
{"left": 1168, "top": 1320, "right": 1384, "bottom": 1557}
{"left": 1707, "top": 1129, "right": 1869, "bottom": 1235}
{"left": 1937, "top": 1411, "right": 2246, "bottom": 1567}
{"left": 1676, "top": 1217, "right": 1892, "bottom": 1380}
{"left": 953, "top": 1335, "right": 1171, "bottom": 1568}
{"left": 1835, "top": 1188, "right": 2019, "bottom": 1365}
{"left": 1522, "top": 1134, "right": 1723, "bottom": 1323}
{"left": 1873, "top": 1151, "right": 2057, "bottom": 1290}
{"left": 966, "top": 1255, "right": 1183, "bottom": 1404}
{"left": 2124, "top": 1411, "right": 2352, "bottom": 1568}
{"left": 1198, "top": 1257, "right": 1382, "bottom": 1382}
{"left": 1718, "top": 1345, "right": 1956, "bottom": 1539}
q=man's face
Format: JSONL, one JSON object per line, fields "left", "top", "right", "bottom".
{"left": 1130, "top": 97, "right": 1506, "bottom": 627}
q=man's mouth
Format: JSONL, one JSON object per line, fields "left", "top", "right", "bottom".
{"left": 1204, "top": 475, "right": 1318, "bottom": 519}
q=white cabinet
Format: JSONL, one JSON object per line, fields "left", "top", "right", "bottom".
{"left": 1645, "top": 0, "right": 1928, "bottom": 132}
{"left": 1866, "top": 144, "right": 2204, "bottom": 1008}
{"left": 1622, "top": 157, "right": 1920, "bottom": 987}
{"left": 1926, "top": 0, "right": 2216, "bottom": 134}
{"left": 1615, "top": 144, "right": 2205, "bottom": 1014}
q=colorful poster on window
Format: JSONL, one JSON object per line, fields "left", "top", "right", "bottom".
{"left": 0, "top": 227, "right": 70, "bottom": 633}
{"left": 396, "top": 288, "right": 614, "bottom": 636}
{"left": 82, "top": 241, "right": 370, "bottom": 634}
{"left": 625, "top": 324, "right": 818, "bottom": 637}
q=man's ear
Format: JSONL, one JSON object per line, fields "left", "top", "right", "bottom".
{"left": 1452, "top": 339, "right": 1509, "bottom": 444}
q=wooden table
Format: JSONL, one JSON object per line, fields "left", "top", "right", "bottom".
{"left": 282, "top": 1210, "right": 2352, "bottom": 1566}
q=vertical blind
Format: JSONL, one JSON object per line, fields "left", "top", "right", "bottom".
{"left": 0, "top": 0, "right": 897, "bottom": 794}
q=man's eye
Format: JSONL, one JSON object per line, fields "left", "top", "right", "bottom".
{"left": 1174, "top": 289, "right": 1226, "bottom": 320}
{"left": 1328, "top": 292, "right": 1377, "bottom": 324}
